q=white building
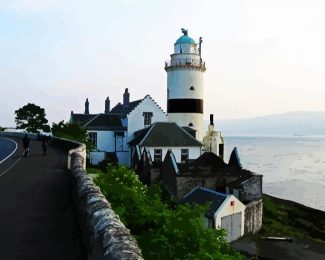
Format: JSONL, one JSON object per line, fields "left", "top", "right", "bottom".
{"left": 128, "top": 122, "right": 202, "bottom": 166}
{"left": 182, "top": 186, "right": 246, "bottom": 242}
{"left": 165, "top": 29, "right": 206, "bottom": 141}
{"left": 70, "top": 88, "right": 166, "bottom": 166}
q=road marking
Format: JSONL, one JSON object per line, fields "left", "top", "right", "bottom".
{"left": 0, "top": 156, "right": 22, "bottom": 177}
{"left": 0, "top": 137, "right": 18, "bottom": 165}
{"left": 0, "top": 137, "right": 23, "bottom": 177}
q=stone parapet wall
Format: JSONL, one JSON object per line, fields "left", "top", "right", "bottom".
{"left": 69, "top": 144, "right": 143, "bottom": 260}
{"left": 244, "top": 199, "right": 263, "bottom": 234}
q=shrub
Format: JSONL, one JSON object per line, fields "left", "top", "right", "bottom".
{"left": 94, "top": 165, "right": 243, "bottom": 259}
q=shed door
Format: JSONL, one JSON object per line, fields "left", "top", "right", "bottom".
{"left": 221, "top": 212, "right": 242, "bottom": 242}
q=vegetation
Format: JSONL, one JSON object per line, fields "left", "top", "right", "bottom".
{"left": 51, "top": 120, "right": 92, "bottom": 150}
{"left": 261, "top": 194, "right": 325, "bottom": 243}
{"left": 15, "top": 103, "right": 50, "bottom": 133}
{"left": 94, "top": 164, "right": 243, "bottom": 259}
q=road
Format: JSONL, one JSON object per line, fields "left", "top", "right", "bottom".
{"left": 0, "top": 137, "right": 83, "bottom": 259}
{"left": 0, "top": 137, "right": 17, "bottom": 164}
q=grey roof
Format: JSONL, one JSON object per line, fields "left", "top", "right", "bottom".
{"left": 110, "top": 99, "right": 143, "bottom": 115}
{"left": 84, "top": 114, "right": 126, "bottom": 131}
{"left": 181, "top": 187, "right": 228, "bottom": 218}
{"left": 70, "top": 114, "right": 97, "bottom": 125}
{"left": 228, "top": 147, "right": 242, "bottom": 169}
{"left": 182, "top": 126, "right": 196, "bottom": 138}
{"left": 190, "top": 152, "right": 227, "bottom": 169}
{"left": 128, "top": 122, "right": 202, "bottom": 147}
{"left": 226, "top": 170, "right": 259, "bottom": 188}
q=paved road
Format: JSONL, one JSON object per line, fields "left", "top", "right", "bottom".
{"left": 0, "top": 137, "right": 83, "bottom": 260}
{"left": 0, "top": 137, "right": 17, "bottom": 163}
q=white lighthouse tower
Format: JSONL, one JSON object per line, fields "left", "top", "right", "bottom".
{"left": 165, "top": 29, "right": 206, "bottom": 141}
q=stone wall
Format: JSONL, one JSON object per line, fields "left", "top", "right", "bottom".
{"left": 244, "top": 199, "right": 263, "bottom": 234}
{"left": 176, "top": 176, "right": 222, "bottom": 200}
{"left": 69, "top": 143, "right": 143, "bottom": 259}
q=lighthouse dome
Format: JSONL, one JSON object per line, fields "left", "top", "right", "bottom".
{"left": 175, "top": 35, "right": 196, "bottom": 45}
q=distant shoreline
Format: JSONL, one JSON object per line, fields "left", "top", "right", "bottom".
{"left": 224, "top": 134, "right": 325, "bottom": 138}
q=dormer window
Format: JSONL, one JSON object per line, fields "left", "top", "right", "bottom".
{"left": 143, "top": 112, "right": 153, "bottom": 126}
{"left": 190, "top": 86, "right": 195, "bottom": 90}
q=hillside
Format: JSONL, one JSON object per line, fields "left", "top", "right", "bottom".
{"left": 213, "top": 111, "right": 325, "bottom": 136}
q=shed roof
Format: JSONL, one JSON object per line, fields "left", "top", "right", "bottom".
{"left": 181, "top": 187, "right": 228, "bottom": 218}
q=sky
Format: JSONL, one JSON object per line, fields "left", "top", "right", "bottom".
{"left": 0, "top": 0, "right": 325, "bottom": 127}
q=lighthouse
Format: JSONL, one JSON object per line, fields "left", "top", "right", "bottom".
{"left": 165, "top": 29, "right": 206, "bottom": 141}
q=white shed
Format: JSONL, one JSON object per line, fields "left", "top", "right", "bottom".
{"left": 182, "top": 187, "right": 246, "bottom": 242}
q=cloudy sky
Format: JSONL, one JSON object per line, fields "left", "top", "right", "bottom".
{"left": 0, "top": 0, "right": 324, "bottom": 127}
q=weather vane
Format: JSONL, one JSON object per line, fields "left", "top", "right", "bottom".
{"left": 181, "top": 28, "right": 188, "bottom": 36}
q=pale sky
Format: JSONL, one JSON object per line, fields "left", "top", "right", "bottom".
{"left": 1, "top": 0, "right": 325, "bottom": 127}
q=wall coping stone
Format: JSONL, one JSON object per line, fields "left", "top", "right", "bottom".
{"left": 69, "top": 141, "right": 144, "bottom": 259}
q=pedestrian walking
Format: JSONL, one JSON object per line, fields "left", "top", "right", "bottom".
{"left": 22, "top": 134, "right": 30, "bottom": 157}
{"left": 41, "top": 135, "right": 48, "bottom": 155}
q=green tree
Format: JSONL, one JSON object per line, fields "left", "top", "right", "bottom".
{"left": 15, "top": 103, "right": 50, "bottom": 133}
{"left": 51, "top": 120, "right": 92, "bottom": 149}
{"left": 94, "top": 165, "right": 243, "bottom": 260}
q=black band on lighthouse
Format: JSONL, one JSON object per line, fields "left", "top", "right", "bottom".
{"left": 167, "top": 99, "right": 203, "bottom": 113}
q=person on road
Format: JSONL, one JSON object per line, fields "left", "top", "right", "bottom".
{"left": 41, "top": 135, "right": 48, "bottom": 155}
{"left": 22, "top": 134, "right": 30, "bottom": 157}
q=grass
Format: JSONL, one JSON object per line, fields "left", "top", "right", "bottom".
{"left": 260, "top": 194, "right": 325, "bottom": 243}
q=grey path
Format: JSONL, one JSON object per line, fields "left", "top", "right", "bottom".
{"left": 0, "top": 138, "right": 83, "bottom": 260}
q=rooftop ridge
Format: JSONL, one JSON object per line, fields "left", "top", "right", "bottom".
{"left": 144, "top": 95, "right": 167, "bottom": 115}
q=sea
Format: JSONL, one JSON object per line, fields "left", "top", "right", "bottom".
{"left": 225, "top": 136, "right": 325, "bottom": 212}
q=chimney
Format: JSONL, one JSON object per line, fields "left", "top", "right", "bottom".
{"left": 123, "top": 88, "right": 129, "bottom": 107}
{"left": 105, "top": 97, "right": 110, "bottom": 113}
{"left": 210, "top": 114, "right": 214, "bottom": 125}
{"left": 85, "top": 98, "right": 89, "bottom": 114}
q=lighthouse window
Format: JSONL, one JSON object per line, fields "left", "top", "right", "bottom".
{"left": 143, "top": 112, "right": 153, "bottom": 126}
{"left": 190, "top": 86, "right": 195, "bottom": 90}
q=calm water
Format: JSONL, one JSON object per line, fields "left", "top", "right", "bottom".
{"left": 225, "top": 136, "right": 325, "bottom": 211}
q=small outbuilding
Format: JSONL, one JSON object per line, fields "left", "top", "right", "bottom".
{"left": 181, "top": 187, "right": 246, "bottom": 242}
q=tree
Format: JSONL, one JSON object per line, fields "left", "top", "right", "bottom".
{"left": 51, "top": 120, "right": 92, "bottom": 149}
{"left": 15, "top": 103, "right": 50, "bottom": 133}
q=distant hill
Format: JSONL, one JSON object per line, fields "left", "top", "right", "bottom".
{"left": 212, "top": 111, "right": 325, "bottom": 136}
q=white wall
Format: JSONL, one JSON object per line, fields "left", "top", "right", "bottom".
{"left": 167, "top": 69, "right": 204, "bottom": 99}
{"left": 116, "top": 151, "right": 129, "bottom": 166}
{"left": 145, "top": 146, "right": 201, "bottom": 163}
{"left": 89, "top": 151, "right": 105, "bottom": 165}
{"left": 127, "top": 96, "right": 167, "bottom": 141}
{"left": 214, "top": 195, "right": 246, "bottom": 239}
{"left": 87, "top": 130, "right": 128, "bottom": 153}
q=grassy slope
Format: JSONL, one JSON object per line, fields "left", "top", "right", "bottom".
{"left": 261, "top": 194, "right": 325, "bottom": 243}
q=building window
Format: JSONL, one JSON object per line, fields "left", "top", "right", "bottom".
{"left": 188, "top": 122, "right": 193, "bottom": 127}
{"left": 154, "top": 149, "right": 162, "bottom": 162}
{"left": 143, "top": 112, "right": 153, "bottom": 126}
{"left": 181, "top": 149, "right": 189, "bottom": 162}
{"left": 190, "top": 86, "right": 195, "bottom": 90}
{"left": 88, "top": 132, "right": 97, "bottom": 149}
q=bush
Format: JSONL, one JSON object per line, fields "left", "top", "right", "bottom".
{"left": 94, "top": 165, "right": 243, "bottom": 259}
{"left": 51, "top": 120, "right": 92, "bottom": 150}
